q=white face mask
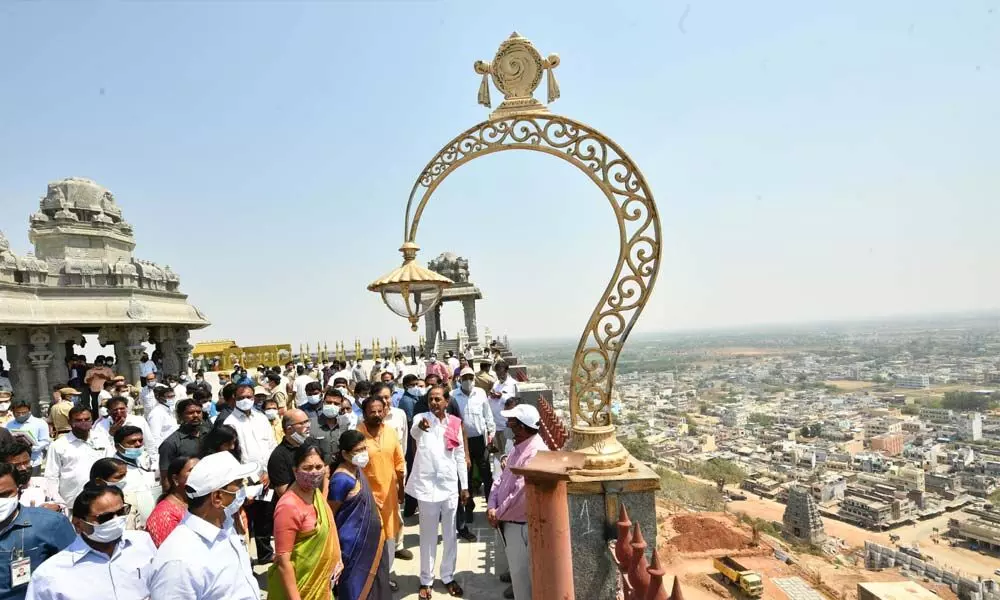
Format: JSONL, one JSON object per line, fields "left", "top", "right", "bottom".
{"left": 236, "top": 398, "right": 254, "bottom": 412}
{"left": 322, "top": 404, "right": 339, "bottom": 418}
{"left": 307, "top": 394, "right": 321, "bottom": 405}
{"left": 264, "top": 409, "right": 279, "bottom": 421}
{"left": 147, "top": 381, "right": 156, "bottom": 388}
{"left": 98, "top": 406, "right": 109, "bottom": 418}
{"left": 223, "top": 488, "right": 246, "bottom": 518}
{"left": 351, "top": 450, "right": 370, "bottom": 469}
{"left": 0, "top": 402, "right": 9, "bottom": 412}
{"left": 337, "top": 413, "right": 355, "bottom": 430}
{"left": 84, "top": 515, "right": 128, "bottom": 543}
{"left": 460, "top": 381, "right": 474, "bottom": 394}
{"left": 0, "top": 497, "right": 18, "bottom": 522}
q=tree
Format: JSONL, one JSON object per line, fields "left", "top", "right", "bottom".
{"left": 694, "top": 458, "right": 747, "bottom": 486}
{"left": 989, "top": 489, "right": 1000, "bottom": 506}
{"left": 621, "top": 436, "right": 655, "bottom": 463}
{"left": 749, "top": 413, "right": 777, "bottom": 427}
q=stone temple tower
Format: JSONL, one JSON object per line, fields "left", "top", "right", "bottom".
{"left": 782, "top": 484, "right": 826, "bottom": 545}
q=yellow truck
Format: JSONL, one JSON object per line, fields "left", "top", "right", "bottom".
{"left": 713, "top": 556, "right": 764, "bottom": 598}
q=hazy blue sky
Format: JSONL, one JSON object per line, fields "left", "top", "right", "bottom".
{"left": 1, "top": 1, "right": 997, "bottom": 347}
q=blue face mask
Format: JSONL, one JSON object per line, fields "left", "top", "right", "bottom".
{"left": 121, "top": 447, "right": 143, "bottom": 461}
{"left": 14, "top": 414, "right": 30, "bottom": 424}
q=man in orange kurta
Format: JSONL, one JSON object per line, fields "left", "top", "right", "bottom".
{"left": 357, "top": 391, "right": 406, "bottom": 587}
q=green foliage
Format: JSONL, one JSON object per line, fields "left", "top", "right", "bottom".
{"left": 988, "top": 489, "right": 1000, "bottom": 506}
{"left": 690, "top": 458, "right": 747, "bottom": 485}
{"left": 942, "top": 391, "right": 999, "bottom": 412}
{"left": 621, "top": 436, "right": 655, "bottom": 463}
{"left": 656, "top": 468, "right": 725, "bottom": 511}
{"left": 799, "top": 422, "right": 822, "bottom": 438}
{"left": 900, "top": 404, "right": 920, "bottom": 415}
{"left": 735, "top": 512, "right": 782, "bottom": 538}
{"left": 749, "top": 413, "right": 777, "bottom": 427}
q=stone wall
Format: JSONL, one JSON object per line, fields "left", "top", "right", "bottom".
{"left": 864, "top": 541, "right": 1000, "bottom": 600}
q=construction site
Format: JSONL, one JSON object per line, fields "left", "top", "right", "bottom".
{"left": 653, "top": 498, "right": 964, "bottom": 600}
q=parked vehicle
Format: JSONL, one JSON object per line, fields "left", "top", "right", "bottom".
{"left": 714, "top": 556, "right": 764, "bottom": 598}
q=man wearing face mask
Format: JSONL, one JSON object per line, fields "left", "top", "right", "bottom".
{"left": 149, "top": 451, "right": 259, "bottom": 600}
{"left": 261, "top": 397, "right": 283, "bottom": 443}
{"left": 452, "top": 367, "right": 496, "bottom": 530}
{"left": 266, "top": 408, "right": 313, "bottom": 499}
{"left": 0, "top": 463, "right": 76, "bottom": 600}
{"left": 400, "top": 375, "right": 426, "bottom": 519}
{"left": 424, "top": 353, "right": 451, "bottom": 386}
{"left": 351, "top": 360, "right": 366, "bottom": 385}
{"left": 145, "top": 386, "right": 178, "bottom": 454}
{"left": 315, "top": 388, "right": 354, "bottom": 461}
{"left": 45, "top": 405, "right": 110, "bottom": 509}
{"left": 111, "top": 426, "right": 158, "bottom": 529}
{"left": 25, "top": 481, "right": 155, "bottom": 600}
{"left": 299, "top": 381, "right": 324, "bottom": 433}
{"left": 139, "top": 352, "right": 157, "bottom": 378}
{"left": 96, "top": 397, "right": 157, "bottom": 467}
{"left": 224, "top": 384, "right": 277, "bottom": 564}
{"left": 264, "top": 372, "right": 289, "bottom": 412}
{"left": 5, "top": 400, "right": 50, "bottom": 476}
{"left": 139, "top": 373, "right": 159, "bottom": 416}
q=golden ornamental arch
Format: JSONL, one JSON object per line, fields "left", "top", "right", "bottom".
{"left": 369, "top": 32, "right": 662, "bottom": 475}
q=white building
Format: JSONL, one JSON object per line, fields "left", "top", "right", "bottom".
{"left": 896, "top": 374, "right": 930, "bottom": 389}
{"left": 957, "top": 412, "right": 983, "bottom": 442}
{"left": 722, "top": 409, "right": 748, "bottom": 429}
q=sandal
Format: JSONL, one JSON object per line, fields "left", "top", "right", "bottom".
{"left": 419, "top": 585, "right": 433, "bottom": 599}
{"left": 446, "top": 581, "right": 464, "bottom": 597}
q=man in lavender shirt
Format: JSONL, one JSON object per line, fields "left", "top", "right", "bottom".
{"left": 487, "top": 402, "right": 546, "bottom": 600}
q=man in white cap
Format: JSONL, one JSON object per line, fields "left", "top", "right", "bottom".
{"left": 452, "top": 366, "right": 495, "bottom": 537}
{"left": 148, "top": 451, "right": 259, "bottom": 600}
{"left": 487, "top": 401, "right": 546, "bottom": 600}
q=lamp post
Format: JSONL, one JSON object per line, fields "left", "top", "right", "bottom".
{"left": 368, "top": 32, "right": 662, "bottom": 476}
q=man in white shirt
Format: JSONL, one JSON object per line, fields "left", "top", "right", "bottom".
{"left": 331, "top": 361, "right": 353, "bottom": 386}
{"left": 145, "top": 386, "right": 178, "bottom": 453}
{"left": 452, "top": 367, "right": 496, "bottom": 529}
{"left": 139, "top": 372, "right": 158, "bottom": 416}
{"left": 25, "top": 480, "right": 156, "bottom": 600}
{"left": 7, "top": 399, "right": 51, "bottom": 474}
{"left": 291, "top": 365, "right": 315, "bottom": 407}
{"left": 223, "top": 383, "right": 276, "bottom": 563}
{"left": 406, "top": 384, "right": 469, "bottom": 598}
{"left": 149, "top": 451, "right": 259, "bottom": 600}
{"left": 139, "top": 352, "right": 157, "bottom": 378}
{"left": 446, "top": 351, "right": 460, "bottom": 374}
{"left": 351, "top": 361, "right": 367, "bottom": 384}
{"left": 45, "top": 405, "right": 111, "bottom": 508}
{"left": 95, "top": 396, "right": 158, "bottom": 469}
{"left": 489, "top": 360, "right": 519, "bottom": 454}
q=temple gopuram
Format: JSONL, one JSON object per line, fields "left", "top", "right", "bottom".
{"left": 0, "top": 177, "right": 209, "bottom": 414}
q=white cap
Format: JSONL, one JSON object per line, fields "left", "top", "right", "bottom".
{"left": 459, "top": 367, "right": 475, "bottom": 378}
{"left": 185, "top": 451, "right": 258, "bottom": 498}
{"left": 500, "top": 404, "right": 540, "bottom": 429}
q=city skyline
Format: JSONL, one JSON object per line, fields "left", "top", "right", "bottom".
{"left": 1, "top": 1, "right": 996, "bottom": 345}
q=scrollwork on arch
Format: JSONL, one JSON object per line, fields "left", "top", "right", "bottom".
{"left": 405, "top": 113, "right": 661, "bottom": 427}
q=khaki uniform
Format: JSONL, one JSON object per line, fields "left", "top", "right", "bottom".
{"left": 50, "top": 400, "right": 72, "bottom": 434}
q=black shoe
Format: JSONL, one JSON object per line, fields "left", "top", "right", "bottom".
{"left": 499, "top": 572, "right": 512, "bottom": 583}
{"left": 504, "top": 584, "right": 515, "bottom": 599}
{"left": 458, "top": 528, "right": 477, "bottom": 542}
{"left": 394, "top": 547, "right": 414, "bottom": 560}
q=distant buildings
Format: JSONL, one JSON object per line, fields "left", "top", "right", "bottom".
{"left": 896, "top": 374, "right": 930, "bottom": 389}
{"left": 957, "top": 412, "right": 983, "bottom": 441}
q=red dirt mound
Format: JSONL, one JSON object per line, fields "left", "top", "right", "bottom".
{"left": 667, "top": 515, "right": 751, "bottom": 553}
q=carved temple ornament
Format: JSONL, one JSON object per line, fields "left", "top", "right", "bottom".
{"left": 369, "top": 34, "right": 662, "bottom": 476}
{"left": 474, "top": 32, "right": 560, "bottom": 117}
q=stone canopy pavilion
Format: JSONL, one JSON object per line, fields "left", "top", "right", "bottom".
{"left": 0, "top": 177, "right": 209, "bottom": 415}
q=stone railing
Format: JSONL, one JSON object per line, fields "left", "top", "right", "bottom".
{"left": 538, "top": 396, "right": 568, "bottom": 450}
{"left": 609, "top": 505, "right": 684, "bottom": 600}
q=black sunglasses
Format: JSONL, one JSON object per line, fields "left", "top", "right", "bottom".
{"left": 92, "top": 504, "right": 131, "bottom": 524}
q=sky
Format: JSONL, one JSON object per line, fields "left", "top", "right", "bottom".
{"left": 0, "top": 0, "right": 997, "bottom": 349}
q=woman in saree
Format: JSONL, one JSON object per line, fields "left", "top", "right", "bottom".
{"left": 328, "top": 429, "right": 392, "bottom": 600}
{"left": 268, "top": 441, "right": 343, "bottom": 600}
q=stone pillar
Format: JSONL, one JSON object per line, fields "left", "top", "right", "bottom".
{"left": 462, "top": 298, "right": 479, "bottom": 348}
{"left": 566, "top": 460, "right": 660, "bottom": 600}
{"left": 50, "top": 328, "right": 81, "bottom": 388}
{"left": 173, "top": 328, "right": 192, "bottom": 376}
{"left": 0, "top": 328, "right": 32, "bottom": 406}
{"left": 123, "top": 326, "right": 148, "bottom": 385}
{"left": 424, "top": 309, "right": 438, "bottom": 356}
{"left": 27, "top": 328, "right": 54, "bottom": 416}
{"left": 156, "top": 327, "right": 180, "bottom": 376}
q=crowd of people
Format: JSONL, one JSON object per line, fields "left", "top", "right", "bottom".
{"left": 0, "top": 344, "right": 546, "bottom": 600}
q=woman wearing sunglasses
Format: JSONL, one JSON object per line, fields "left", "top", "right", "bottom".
{"left": 23, "top": 481, "right": 157, "bottom": 599}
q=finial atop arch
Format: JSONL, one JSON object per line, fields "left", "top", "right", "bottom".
{"left": 474, "top": 32, "right": 560, "bottom": 118}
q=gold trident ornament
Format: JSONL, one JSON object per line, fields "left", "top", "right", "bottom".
{"left": 474, "top": 32, "right": 560, "bottom": 117}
